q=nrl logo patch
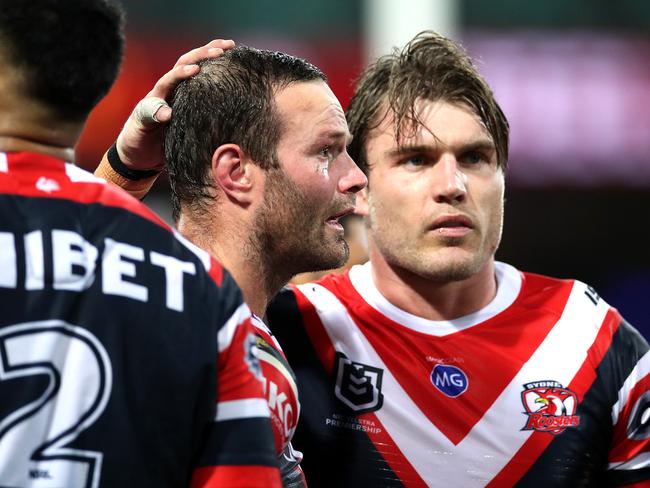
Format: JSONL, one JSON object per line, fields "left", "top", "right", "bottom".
{"left": 521, "top": 380, "right": 581, "bottom": 435}
{"left": 333, "top": 352, "right": 384, "bottom": 414}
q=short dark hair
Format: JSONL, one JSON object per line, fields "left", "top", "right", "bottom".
{"left": 0, "top": 0, "right": 125, "bottom": 121}
{"left": 347, "top": 31, "right": 509, "bottom": 174}
{"left": 165, "top": 46, "right": 326, "bottom": 222}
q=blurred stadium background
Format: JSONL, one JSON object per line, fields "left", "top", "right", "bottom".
{"left": 78, "top": 0, "right": 649, "bottom": 337}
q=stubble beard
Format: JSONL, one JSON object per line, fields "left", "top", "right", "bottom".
{"left": 249, "top": 168, "right": 349, "bottom": 294}
{"left": 376, "top": 231, "right": 486, "bottom": 284}
{"left": 368, "top": 204, "right": 503, "bottom": 284}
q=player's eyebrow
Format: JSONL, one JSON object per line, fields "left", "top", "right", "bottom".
{"left": 386, "top": 144, "right": 431, "bottom": 158}
{"left": 319, "top": 128, "right": 353, "bottom": 145}
{"left": 458, "top": 139, "right": 496, "bottom": 154}
{"left": 312, "top": 129, "right": 353, "bottom": 151}
{"left": 386, "top": 138, "right": 495, "bottom": 158}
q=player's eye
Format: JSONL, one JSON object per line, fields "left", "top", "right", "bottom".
{"left": 319, "top": 147, "right": 332, "bottom": 159}
{"left": 460, "top": 151, "right": 487, "bottom": 165}
{"left": 404, "top": 156, "right": 426, "bottom": 167}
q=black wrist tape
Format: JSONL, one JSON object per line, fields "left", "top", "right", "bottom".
{"left": 107, "top": 143, "right": 160, "bottom": 181}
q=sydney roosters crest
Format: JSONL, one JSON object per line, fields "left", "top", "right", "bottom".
{"left": 521, "top": 380, "right": 581, "bottom": 435}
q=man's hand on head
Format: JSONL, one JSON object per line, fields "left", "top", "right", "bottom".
{"left": 116, "top": 39, "right": 235, "bottom": 171}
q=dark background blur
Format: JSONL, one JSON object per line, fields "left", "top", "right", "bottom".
{"left": 78, "top": 0, "right": 649, "bottom": 337}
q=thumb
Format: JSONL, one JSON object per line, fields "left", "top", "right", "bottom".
{"left": 154, "top": 105, "right": 172, "bottom": 123}
{"left": 133, "top": 97, "right": 170, "bottom": 127}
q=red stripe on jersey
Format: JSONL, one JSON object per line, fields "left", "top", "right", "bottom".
{"left": 291, "top": 284, "right": 338, "bottom": 374}
{"left": 488, "top": 308, "right": 622, "bottom": 486}
{"left": 293, "top": 284, "right": 428, "bottom": 486}
{"left": 190, "top": 465, "right": 281, "bottom": 488}
{"left": 324, "top": 272, "right": 574, "bottom": 445}
{"left": 571, "top": 309, "right": 623, "bottom": 398}
{"left": 1, "top": 152, "right": 171, "bottom": 231}
{"left": 1, "top": 151, "right": 225, "bottom": 285}
{"left": 610, "top": 373, "right": 650, "bottom": 463}
{"left": 216, "top": 316, "right": 266, "bottom": 402}
{"left": 359, "top": 411, "right": 428, "bottom": 487}
{"left": 207, "top": 264, "right": 223, "bottom": 286}
{"left": 252, "top": 316, "right": 299, "bottom": 454}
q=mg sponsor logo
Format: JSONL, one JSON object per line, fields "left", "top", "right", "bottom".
{"left": 431, "top": 364, "right": 469, "bottom": 398}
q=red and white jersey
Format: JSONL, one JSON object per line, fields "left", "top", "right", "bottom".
{"left": 252, "top": 315, "right": 301, "bottom": 454}
{"left": 251, "top": 315, "right": 306, "bottom": 486}
{"left": 0, "top": 152, "right": 281, "bottom": 488}
{"left": 267, "top": 261, "right": 650, "bottom": 487}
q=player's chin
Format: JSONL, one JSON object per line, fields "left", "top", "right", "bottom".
{"left": 456, "top": 254, "right": 489, "bottom": 275}
{"left": 421, "top": 249, "right": 483, "bottom": 281}
{"left": 314, "top": 237, "right": 349, "bottom": 270}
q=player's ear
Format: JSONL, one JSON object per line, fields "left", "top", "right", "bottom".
{"left": 354, "top": 187, "right": 370, "bottom": 216}
{"left": 211, "top": 144, "right": 255, "bottom": 205}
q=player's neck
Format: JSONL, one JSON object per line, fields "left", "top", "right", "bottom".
{"left": 0, "top": 135, "right": 75, "bottom": 161}
{"left": 232, "top": 266, "right": 275, "bottom": 318}
{"left": 178, "top": 214, "right": 279, "bottom": 317}
{"left": 0, "top": 85, "right": 82, "bottom": 161}
{"left": 229, "top": 245, "right": 293, "bottom": 317}
{"left": 369, "top": 247, "right": 498, "bottom": 321}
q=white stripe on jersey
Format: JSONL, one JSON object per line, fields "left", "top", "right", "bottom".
{"left": 609, "top": 451, "right": 650, "bottom": 471}
{"left": 172, "top": 229, "right": 211, "bottom": 272}
{"left": 612, "top": 350, "right": 650, "bottom": 426}
{"left": 0, "top": 153, "right": 7, "bottom": 173}
{"left": 257, "top": 348, "right": 300, "bottom": 403}
{"left": 217, "top": 303, "right": 252, "bottom": 353}
{"left": 64, "top": 163, "right": 105, "bottom": 183}
{"left": 216, "top": 398, "right": 270, "bottom": 421}
{"left": 348, "top": 261, "right": 522, "bottom": 336}
{"left": 251, "top": 314, "right": 283, "bottom": 351}
{"left": 298, "top": 278, "right": 610, "bottom": 486}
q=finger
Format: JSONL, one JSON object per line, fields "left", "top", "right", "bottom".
{"left": 140, "top": 40, "right": 235, "bottom": 110}
{"left": 146, "top": 40, "right": 234, "bottom": 101}
{"left": 174, "top": 39, "right": 235, "bottom": 67}
{"left": 133, "top": 97, "right": 169, "bottom": 126}
{"left": 206, "top": 38, "right": 235, "bottom": 48}
{"left": 146, "top": 64, "right": 199, "bottom": 100}
{"left": 205, "top": 38, "right": 235, "bottom": 50}
{"left": 153, "top": 104, "right": 172, "bottom": 123}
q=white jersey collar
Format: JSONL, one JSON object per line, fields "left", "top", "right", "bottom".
{"left": 348, "top": 261, "right": 522, "bottom": 336}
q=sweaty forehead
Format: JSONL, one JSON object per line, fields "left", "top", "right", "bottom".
{"left": 275, "top": 80, "right": 350, "bottom": 140}
{"left": 372, "top": 99, "right": 491, "bottom": 148}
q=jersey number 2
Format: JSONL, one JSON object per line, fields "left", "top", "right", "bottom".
{"left": 0, "top": 320, "right": 112, "bottom": 488}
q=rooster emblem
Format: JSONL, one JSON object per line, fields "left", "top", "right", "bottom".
{"left": 521, "top": 381, "right": 581, "bottom": 434}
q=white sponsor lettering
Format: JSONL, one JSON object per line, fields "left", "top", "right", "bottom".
{"left": 150, "top": 251, "right": 195, "bottom": 312}
{"left": 0, "top": 229, "right": 195, "bottom": 311}
{"left": 435, "top": 372, "right": 464, "bottom": 388}
{"left": 0, "top": 233, "right": 17, "bottom": 287}
{"left": 24, "top": 231, "right": 44, "bottom": 290}
{"left": 263, "top": 378, "right": 297, "bottom": 441}
{"left": 102, "top": 238, "right": 147, "bottom": 303}
{"left": 53, "top": 230, "right": 97, "bottom": 291}
{"left": 268, "top": 382, "right": 287, "bottom": 418}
